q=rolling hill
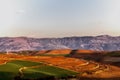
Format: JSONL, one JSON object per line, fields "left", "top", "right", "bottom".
{"left": 0, "top": 53, "right": 120, "bottom": 80}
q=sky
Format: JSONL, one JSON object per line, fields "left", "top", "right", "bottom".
{"left": 0, "top": 0, "right": 120, "bottom": 38}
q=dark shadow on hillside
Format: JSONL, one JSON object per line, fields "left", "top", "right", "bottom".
{"left": 0, "top": 71, "right": 76, "bottom": 80}
{"left": 69, "top": 50, "right": 104, "bottom": 62}
{"left": 0, "top": 71, "right": 120, "bottom": 80}
{"left": 69, "top": 50, "right": 120, "bottom": 67}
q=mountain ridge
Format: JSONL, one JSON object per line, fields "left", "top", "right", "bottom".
{"left": 0, "top": 35, "right": 120, "bottom": 51}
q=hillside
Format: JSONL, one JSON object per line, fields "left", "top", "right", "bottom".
{"left": 11, "top": 49, "right": 96, "bottom": 56}
{"left": 0, "top": 60, "right": 77, "bottom": 80}
{"left": 1, "top": 35, "right": 120, "bottom": 51}
{"left": 0, "top": 54, "right": 120, "bottom": 80}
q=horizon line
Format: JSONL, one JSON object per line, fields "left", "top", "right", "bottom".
{"left": 0, "top": 34, "right": 120, "bottom": 39}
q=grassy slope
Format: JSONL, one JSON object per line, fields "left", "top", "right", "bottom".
{"left": 23, "top": 65, "right": 77, "bottom": 79}
{"left": 0, "top": 60, "right": 42, "bottom": 80}
{"left": 0, "top": 60, "right": 77, "bottom": 80}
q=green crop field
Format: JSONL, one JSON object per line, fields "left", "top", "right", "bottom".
{"left": 0, "top": 60, "right": 77, "bottom": 80}
{"left": 0, "top": 60, "right": 43, "bottom": 80}
{"left": 23, "top": 64, "right": 77, "bottom": 79}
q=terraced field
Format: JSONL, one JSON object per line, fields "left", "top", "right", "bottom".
{"left": 0, "top": 54, "right": 120, "bottom": 80}
{"left": 23, "top": 56, "right": 110, "bottom": 74}
{"left": 0, "top": 60, "right": 77, "bottom": 80}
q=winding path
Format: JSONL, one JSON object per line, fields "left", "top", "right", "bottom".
{"left": 18, "top": 65, "right": 46, "bottom": 78}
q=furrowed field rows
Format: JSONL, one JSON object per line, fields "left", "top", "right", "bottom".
{"left": 0, "top": 54, "right": 119, "bottom": 79}
{"left": 0, "top": 60, "right": 77, "bottom": 80}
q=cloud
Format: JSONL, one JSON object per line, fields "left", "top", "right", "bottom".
{"left": 16, "top": 10, "right": 26, "bottom": 15}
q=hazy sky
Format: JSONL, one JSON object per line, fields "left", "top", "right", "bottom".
{"left": 0, "top": 0, "right": 120, "bottom": 38}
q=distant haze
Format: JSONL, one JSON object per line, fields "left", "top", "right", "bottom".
{"left": 0, "top": 0, "right": 120, "bottom": 38}
{"left": 0, "top": 35, "right": 120, "bottom": 51}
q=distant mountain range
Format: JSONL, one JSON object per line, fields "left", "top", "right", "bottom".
{"left": 0, "top": 35, "right": 120, "bottom": 51}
